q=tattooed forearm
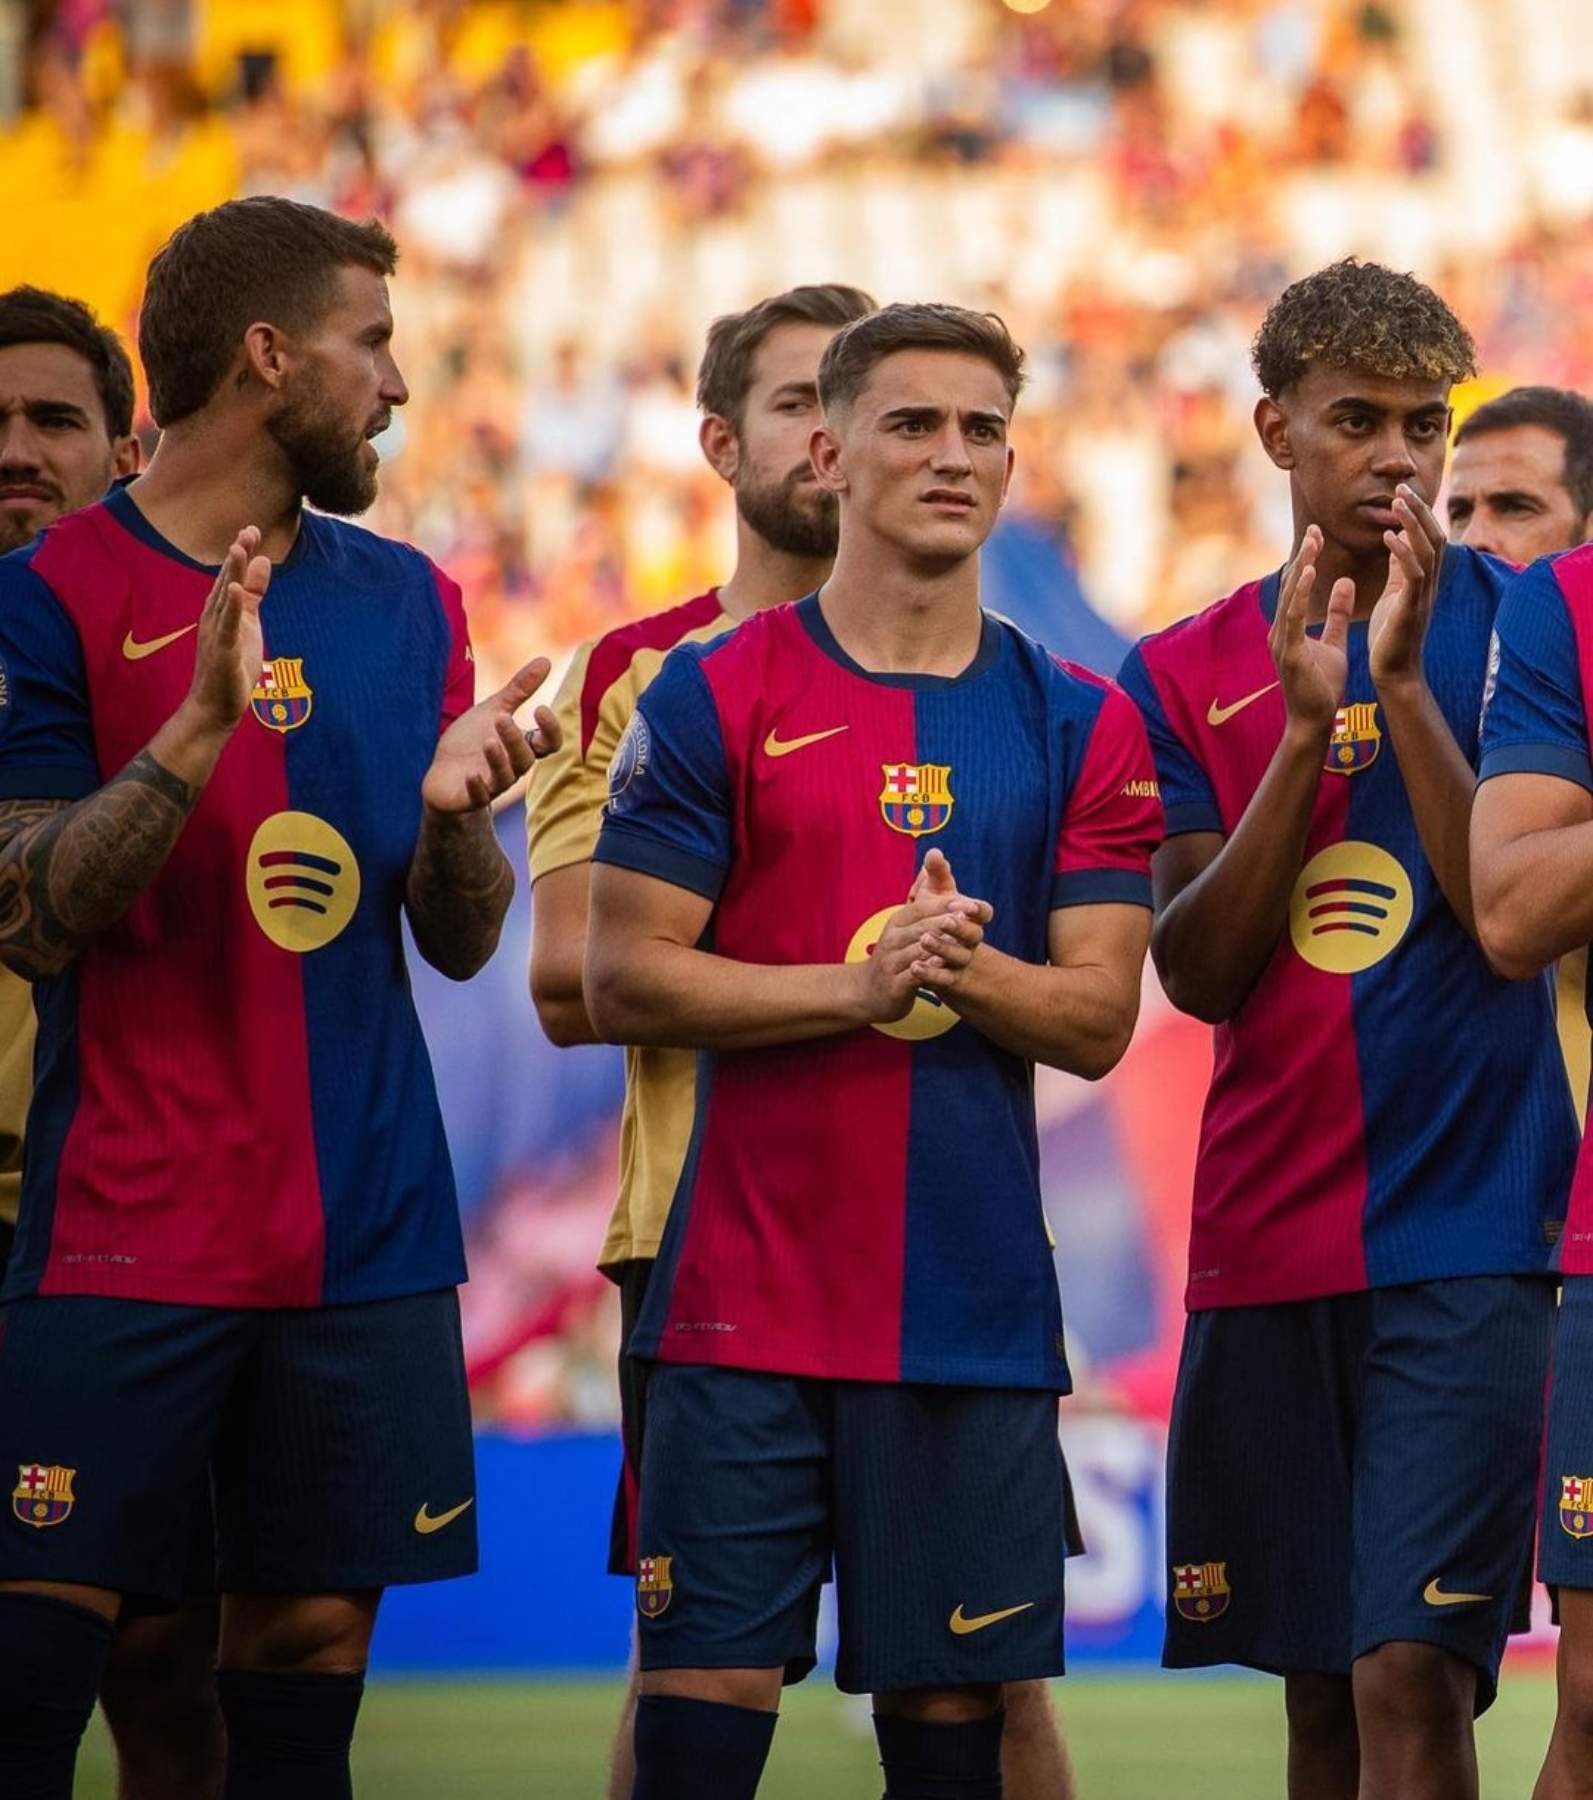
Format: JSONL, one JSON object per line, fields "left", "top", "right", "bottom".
{"left": 405, "top": 805, "right": 515, "bottom": 981}
{"left": 0, "top": 751, "right": 202, "bottom": 980}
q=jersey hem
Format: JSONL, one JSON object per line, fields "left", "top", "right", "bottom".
{"left": 1183, "top": 1260, "right": 1561, "bottom": 1310}
{"left": 8, "top": 1269, "right": 467, "bottom": 1309}
{"left": 634, "top": 1336, "right": 1070, "bottom": 1391}
{"left": 0, "top": 767, "right": 98, "bottom": 801}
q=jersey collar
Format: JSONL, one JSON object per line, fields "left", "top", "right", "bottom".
{"left": 794, "top": 591, "right": 1003, "bottom": 689}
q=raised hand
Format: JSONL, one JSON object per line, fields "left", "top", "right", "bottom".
{"left": 186, "top": 527, "right": 269, "bottom": 734}
{"left": 421, "top": 657, "right": 561, "bottom": 815}
{"left": 1369, "top": 483, "right": 1445, "bottom": 691}
{"left": 1270, "top": 525, "right": 1353, "bottom": 735}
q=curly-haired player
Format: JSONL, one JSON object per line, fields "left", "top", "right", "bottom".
{"left": 1120, "top": 260, "right": 1575, "bottom": 1800}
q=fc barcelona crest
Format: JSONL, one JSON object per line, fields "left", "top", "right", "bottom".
{"left": 251, "top": 658, "right": 314, "bottom": 734}
{"left": 637, "top": 1554, "right": 674, "bottom": 1617}
{"left": 879, "top": 763, "right": 954, "bottom": 838}
{"left": 1325, "top": 702, "right": 1380, "bottom": 775}
{"left": 1561, "top": 1475, "right": 1593, "bottom": 1539}
{"left": 1172, "top": 1561, "right": 1230, "bottom": 1622}
{"left": 12, "top": 1463, "right": 75, "bottom": 1529}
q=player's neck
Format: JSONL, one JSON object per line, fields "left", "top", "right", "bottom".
{"left": 818, "top": 545, "right": 984, "bottom": 677}
{"left": 133, "top": 425, "right": 305, "bottom": 567}
{"left": 1294, "top": 531, "right": 1388, "bottom": 621}
{"left": 716, "top": 530, "right": 833, "bottom": 622}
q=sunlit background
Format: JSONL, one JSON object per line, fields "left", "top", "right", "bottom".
{"left": 4, "top": 0, "right": 1591, "bottom": 1792}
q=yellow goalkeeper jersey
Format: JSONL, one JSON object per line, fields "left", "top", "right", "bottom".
{"left": 527, "top": 589, "right": 732, "bottom": 1270}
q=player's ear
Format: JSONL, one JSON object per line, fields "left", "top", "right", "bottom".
{"left": 810, "top": 418, "right": 846, "bottom": 494}
{"left": 110, "top": 434, "right": 142, "bottom": 480}
{"left": 699, "top": 413, "right": 739, "bottom": 485}
{"left": 998, "top": 442, "right": 1015, "bottom": 508}
{"left": 240, "top": 321, "right": 289, "bottom": 395}
{"left": 1255, "top": 394, "right": 1294, "bottom": 472}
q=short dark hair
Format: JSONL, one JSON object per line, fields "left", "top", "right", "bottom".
{"left": 696, "top": 284, "right": 876, "bottom": 427}
{"left": 0, "top": 286, "right": 135, "bottom": 439}
{"left": 818, "top": 302, "right": 1026, "bottom": 416}
{"left": 139, "top": 197, "right": 399, "bottom": 427}
{"left": 1252, "top": 258, "right": 1476, "bottom": 399}
{"left": 1455, "top": 384, "right": 1593, "bottom": 520}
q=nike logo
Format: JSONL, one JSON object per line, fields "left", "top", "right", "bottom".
{"left": 948, "top": 1602, "right": 1035, "bottom": 1636}
{"left": 1423, "top": 1578, "right": 1491, "bottom": 1608}
{"left": 764, "top": 725, "right": 848, "bottom": 758}
{"left": 414, "top": 1498, "right": 474, "bottom": 1536}
{"left": 1207, "top": 682, "right": 1279, "bottom": 727}
{"left": 122, "top": 623, "right": 198, "bottom": 661}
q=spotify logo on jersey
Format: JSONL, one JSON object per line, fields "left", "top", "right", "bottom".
{"left": 246, "top": 812, "right": 361, "bottom": 953}
{"left": 1288, "top": 842, "right": 1413, "bottom": 975}
{"left": 846, "top": 905, "right": 960, "bottom": 1041}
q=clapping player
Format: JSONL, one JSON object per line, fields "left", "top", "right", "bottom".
{"left": 1119, "top": 260, "right": 1575, "bottom": 1800}
{"left": 584, "top": 303, "right": 1161, "bottom": 1800}
{"left": 0, "top": 198, "right": 557, "bottom": 1799}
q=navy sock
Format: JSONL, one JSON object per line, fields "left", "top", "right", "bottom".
{"left": 217, "top": 1667, "right": 365, "bottom": 1800}
{"left": 0, "top": 1591, "right": 116, "bottom": 1799}
{"left": 632, "top": 1693, "right": 777, "bottom": 1800}
{"left": 873, "top": 1708, "right": 1005, "bottom": 1799}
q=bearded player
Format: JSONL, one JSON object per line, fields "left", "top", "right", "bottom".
{"left": 0, "top": 198, "right": 558, "bottom": 1799}
{"left": 585, "top": 303, "right": 1160, "bottom": 1800}
{"left": 1119, "top": 261, "right": 1575, "bottom": 1800}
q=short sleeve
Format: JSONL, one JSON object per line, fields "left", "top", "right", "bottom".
{"left": 1051, "top": 682, "right": 1162, "bottom": 910}
{"left": 1117, "top": 643, "right": 1223, "bottom": 836}
{"left": 1478, "top": 557, "right": 1592, "bottom": 791}
{"left": 430, "top": 562, "right": 475, "bottom": 734}
{"left": 0, "top": 557, "right": 98, "bottom": 801}
{"left": 525, "top": 643, "right": 606, "bottom": 882}
{"left": 592, "top": 647, "right": 732, "bottom": 902}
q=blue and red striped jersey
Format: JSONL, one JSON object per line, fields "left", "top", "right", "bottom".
{"left": 1481, "top": 542, "right": 1593, "bottom": 1274}
{"left": 1120, "top": 546, "right": 1575, "bottom": 1310}
{"left": 0, "top": 486, "right": 474, "bottom": 1308}
{"left": 592, "top": 594, "right": 1162, "bottom": 1390}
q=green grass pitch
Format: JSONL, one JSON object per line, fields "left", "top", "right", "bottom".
{"left": 72, "top": 1666, "right": 1560, "bottom": 1796}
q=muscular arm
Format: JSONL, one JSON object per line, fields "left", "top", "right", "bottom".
{"left": 585, "top": 863, "right": 923, "bottom": 1050}
{"left": 1471, "top": 771, "right": 1593, "bottom": 978}
{"left": 926, "top": 903, "right": 1151, "bottom": 1078}
{"left": 405, "top": 806, "right": 516, "bottom": 983}
{"left": 1377, "top": 677, "right": 1477, "bottom": 938}
{"left": 529, "top": 862, "right": 599, "bottom": 1046}
{"left": 1150, "top": 720, "right": 1327, "bottom": 1022}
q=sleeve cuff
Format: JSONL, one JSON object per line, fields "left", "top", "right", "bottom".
{"left": 1049, "top": 868, "right": 1154, "bottom": 910}
{"left": 1478, "top": 742, "right": 1593, "bottom": 792}
{"left": 1163, "top": 800, "right": 1223, "bottom": 836}
{"left": 592, "top": 825, "right": 727, "bottom": 902}
{"left": 0, "top": 767, "right": 97, "bottom": 802}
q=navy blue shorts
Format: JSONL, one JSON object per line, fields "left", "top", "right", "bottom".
{"left": 1538, "top": 1278, "right": 1593, "bottom": 1591}
{"left": 0, "top": 1289, "right": 477, "bottom": 1606}
{"left": 1164, "top": 1278, "right": 1554, "bottom": 1708}
{"left": 635, "top": 1364, "right": 1073, "bottom": 1696}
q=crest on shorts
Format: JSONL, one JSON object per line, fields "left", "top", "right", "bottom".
{"left": 637, "top": 1553, "right": 674, "bottom": 1618}
{"left": 1172, "top": 1560, "right": 1230, "bottom": 1622}
{"left": 1560, "top": 1475, "right": 1593, "bottom": 1539}
{"left": 251, "top": 657, "right": 313, "bottom": 733}
{"left": 12, "top": 1463, "right": 75, "bottom": 1529}
{"left": 879, "top": 763, "right": 953, "bottom": 837}
{"left": 1324, "top": 702, "right": 1380, "bottom": 775}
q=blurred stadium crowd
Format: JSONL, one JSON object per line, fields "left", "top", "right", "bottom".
{"left": 6, "top": 0, "right": 1593, "bottom": 1431}
{"left": 7, "top": 0, "right": 1593, "bottom": 690}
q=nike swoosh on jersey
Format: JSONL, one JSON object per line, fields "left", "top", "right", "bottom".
{"left": 413, "top": 1498, "right": 474, "bottom": 1536}
{"left": 764, "top": 725, "right": 849, "bottom": 758}
{"left": 948, "top": 1602, "right": 1035, "bottom": 1635}
{"left": 122, "top": 623, "right": 199, "bottom": 661}
{"left": 1423, "top": 1578, "right": 1491, "bottom": 1607}
{"left": 1207, "top": 682, "right": 1279, "bottom": 727}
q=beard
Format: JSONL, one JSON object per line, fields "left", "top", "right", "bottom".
{"left": 734, "top": 464, "right": 839, "bottom": 559}
{"left": 266, "top": 375, "right": 381, "bottom": 516}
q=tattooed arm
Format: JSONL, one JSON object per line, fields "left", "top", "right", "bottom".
{"left": 406, "top": 657, "right": 561, "bottom": 980}
{"left": 0, "top": 529, "right": 269, "bottom": 981}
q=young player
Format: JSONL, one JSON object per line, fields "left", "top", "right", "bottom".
{"left": 1448, "top": 385, "right": 1593, "bottom": 1116}
{"left": 1471, "top": 479, "right": 1593, "bottom": 1800}
{"left": 0, "top": 198, "right": 558, "bottom": 1799}
{"left": 1119, "top": 261, "right": 1576, "bottom": 1800}
{"left": 583, "top": 302, "right": 1161, "bottom": 1800}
